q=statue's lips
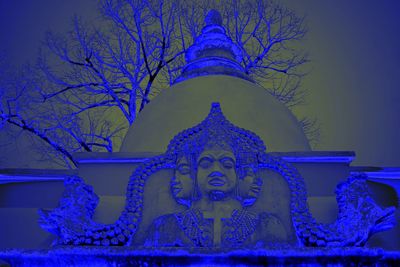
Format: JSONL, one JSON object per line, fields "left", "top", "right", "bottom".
{"left": 208, "top": 177, "right": 225, "bottom": 186}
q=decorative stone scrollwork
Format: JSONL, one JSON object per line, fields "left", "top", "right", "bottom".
{"left": 39, "top": 103, "right": 396, "bottom": 248}
{"left": 38, "top": 176, "right": 100, "bottom": 245}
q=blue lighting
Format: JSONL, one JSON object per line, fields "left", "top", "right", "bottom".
{"left": 37, "top": 103, "right": 395, "bottom": 250}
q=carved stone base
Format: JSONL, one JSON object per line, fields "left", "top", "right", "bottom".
{"left": 1, "top": 247, "right": 399, "bottom": 266}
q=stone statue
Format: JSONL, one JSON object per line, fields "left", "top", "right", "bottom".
{"left": 144, "top": 141, "right": 290, "bottom": 248}
{"left": 38, "top": 103, "right": 396, "bottom": 248}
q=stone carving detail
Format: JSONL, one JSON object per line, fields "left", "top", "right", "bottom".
{"left": 308, "top": 176, "right": 396, "bottom": 246}
{"left": 259, "top": 156, "right": 396, "bottom": 247}
{"left": 38, "top": 103, "right": 395, "bottom": 248}
{"left": 38, "top": 176, "right": 99, "bottom": 245}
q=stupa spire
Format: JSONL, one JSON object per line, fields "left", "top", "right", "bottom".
{"left": 174, "top": 10, "right": 252, "bottom": 83}
{"left": 205, "top": 9, "right": 223, "bottom": 26}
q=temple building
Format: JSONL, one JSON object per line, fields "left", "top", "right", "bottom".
{"left": 0, "top": 10, "right": 400, "bottom": 266}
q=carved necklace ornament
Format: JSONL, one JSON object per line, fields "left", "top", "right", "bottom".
{"left": 38, "top": 103, "right": 396, "bottom": 248}
{"left": 173, "top": 208, "right": 260, "bottom": 248}
{"left": 175, "top": 209, "right": 213, "bottom": 247}
{"left": 222, "top": 209, "right": 259, "bottom": 247}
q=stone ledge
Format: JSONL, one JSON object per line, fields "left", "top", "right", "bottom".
{"left": 73, "top": 151, "right": 357, "bottom": 164}
{"left": 0, "top": 169, "right": 75, "bottom": 184}
{"left": 0, "top": 247, "right": 399, "bottom": 266}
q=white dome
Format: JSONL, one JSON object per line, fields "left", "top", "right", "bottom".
{"left": 121, "top": 75, "right": 310, "bottom": 153}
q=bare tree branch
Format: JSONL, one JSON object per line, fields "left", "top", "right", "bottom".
{"left": 0, "top": 0, "right": 316, "bottom": 167}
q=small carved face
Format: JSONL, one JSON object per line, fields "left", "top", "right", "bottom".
{"left": 238, "top": 167, "right": 263, "bottom": 206}
{"left": 196, "top": 147, "right": 237, "bottom": 198}
{"left": 171, "top": 156, "right": 194, "bottom": 205}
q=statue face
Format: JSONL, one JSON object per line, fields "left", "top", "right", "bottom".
{"left": 196, "top": 147, "right": 237, "bottom": 198}
{"left": 238, "top": 167, "right": 263, "bottom": 206}
{"left": 171, "top": 156, "right": 194, "bottom": 205}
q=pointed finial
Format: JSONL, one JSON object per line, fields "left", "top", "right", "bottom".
{"left": 174, "top": 9, "right": 253, "bottom": 84}
{"left": 207, "top": 102, "right": 225, "bottom": 122}
{"left": 211, "top": 102, "right": 221, "bottom": 109}
{"left": 205, "top": 9, "right": 223, "bottom": 26}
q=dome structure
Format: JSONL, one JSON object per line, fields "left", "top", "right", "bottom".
{"left": 120, "top": 10, "right": 310, "bottom": 153}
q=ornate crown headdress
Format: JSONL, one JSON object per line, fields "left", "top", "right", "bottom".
{"left": 166, "top": 103, "right": 266, "bottom": 168}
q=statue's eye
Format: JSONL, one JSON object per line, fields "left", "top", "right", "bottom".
{"left": 220, "top": 158, "right": 235, "bottom": 169}
{"left": 244, "top": 167, "right": 255, "bottom": 176}
{"left": 199, "top": 157, "right": 213, "bottom": 169}
{"left": 177, "top": 164, "right": 190, "bottom": 175}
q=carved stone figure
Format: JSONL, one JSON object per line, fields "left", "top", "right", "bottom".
{"left": 38, "top": 103, "right": 396, "bottom": 248}
{"left": 38, "top": 176, "right": 99, "bottom": 245}
{"left": 144, "top": 143, "right": 290, "bottom": 248}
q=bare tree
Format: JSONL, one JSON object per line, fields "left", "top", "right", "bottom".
{"left": 0, "top": 62, "right": 125, "bottom": 167}
{"left": 1, "top": 0, "right": 313, "bottom": 168}
{"left": 181, "top": 0, "right": 308, "bottom": 107}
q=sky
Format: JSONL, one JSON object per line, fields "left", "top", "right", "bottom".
{"left": 0, "top": 0, "right": 399, "bottom": 167}
{"left": 284, "top": 1, "right": 400, "bottom": 167}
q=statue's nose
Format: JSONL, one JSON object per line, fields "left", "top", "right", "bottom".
{"left": 209, "top": 171, "right": 224, "bottom": 177}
